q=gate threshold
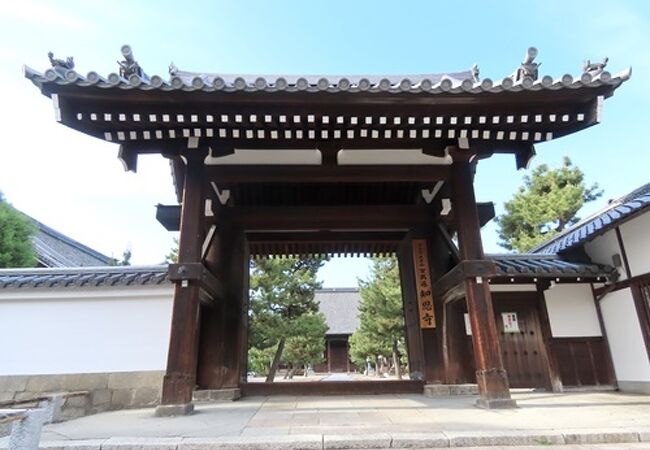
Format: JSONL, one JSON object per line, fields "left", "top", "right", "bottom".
{"left": 241, "top": 380, "right": 424, "bottom": 396}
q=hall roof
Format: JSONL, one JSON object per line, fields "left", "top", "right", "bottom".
{"left": 30, "top": 216, "right": 114, "bottom": 267}
{"left": 315, "top": 288, "right": 361, "bottom": 335}
{"left": 532, "top": 182, "right": 650, "bottom": 255}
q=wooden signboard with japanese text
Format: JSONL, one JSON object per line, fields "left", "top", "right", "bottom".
{"left": 411, "top": 239, "right": 436, "bottom": 328}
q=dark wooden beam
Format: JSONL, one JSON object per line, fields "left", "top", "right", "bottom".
{"left": 247, "top": 230, "right": 405, "bottom": 243}
{"left": 168, "top": 262, "right": 224, "bottom": 303}
{"left": 205, "top": 165, "right": 450, "bottom": 183}
{"left": 433, "top": 260, "right": 497, "bottom": 303}
{"left": 450, "top": 153, "right": 515, "bottom": 409}
{"left": 214, "top": 205, "right": 437, "bottom": 230}
{"left": 156, "top": 203, "right": 495, "bottom": 232}
{"left": 159, "top": 149, "right": 207, "bottom": 413}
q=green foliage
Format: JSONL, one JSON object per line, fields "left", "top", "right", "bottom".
{"left": 247, "top": 346, "right": 276, "bottom": 376}
{"left": 496, "top": 157, "right": 602, "bottom": 252}
{"left": 282, "top": 313, "right": 328, "bottom": 367}
{"left": 165, "top": 237, "right": 178, "bottom": 263}
{"left": 349, "top": 257, "right": 406, "bottom": 369}
{"left": 248, "top": 257, "right": 328, "bottom": 376}
{"left": 0, "top": 192, "right": 36, "bottom": 268}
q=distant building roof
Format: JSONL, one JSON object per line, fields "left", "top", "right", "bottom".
{"left": 29, "top": 217, "right": 114, "bottom": 267}
{"left": 315, "top": 288, "right": 361, "bottom": 336}
{"left": 0, "top": 265, "right": 168, "bottom": 289}
{"left": 531, "top": 183, "right": 650, "bottom": 255}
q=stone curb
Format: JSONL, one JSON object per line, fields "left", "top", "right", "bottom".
{"left": 4, "top": 428, "right": 649, "bottom": 449}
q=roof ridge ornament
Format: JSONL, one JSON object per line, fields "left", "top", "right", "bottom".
{"left": 169, "top": 62, "right": 178, "bottom": 76}
{"left": 48, "top": 51, "right": 74, "bottom": 70}
{"left": 512, "top": 47, "right": 540, "bottom": 82}
{"left": 583, "top": 57, "right": 608, "bottom": 77}
{"left": 471, "top": 64, "right": 480, "bottom": 82}
{"left": 117, "top": 45, "right": 148, "bottom": 82}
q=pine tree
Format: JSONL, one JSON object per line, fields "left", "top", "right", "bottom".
{"left": 249, "top": 257, "right": 327, "bottom": 382}
{"left": 350, "top": 257, "right": 406, "bottom": 378}
{"left": 0, "top": 193, "right": 36, "bottom": 268}
{"left": 496, "top": 157, "right": 602, "bottom": 252}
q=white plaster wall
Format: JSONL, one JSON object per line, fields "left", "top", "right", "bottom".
{"left": 600, "top": 288, "right": 650, "bottom": 382}
{"left": 584, "top": 228, "right": 626, "bottom": 281}
{"left": 544, "top": 284, "right": 602, "bottom": 337}
{"left": 0, "top": 286, "right": 174, "bottom": 376}
{"left": 620, "top": 212, "right": 650, "bottom": 278}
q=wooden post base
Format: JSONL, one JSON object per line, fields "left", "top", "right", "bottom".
{"left": 475, "top": 368, "right": 517, "bottom": 409}
{"left": 154, "top": 402, "right": 194, "bottom": 417}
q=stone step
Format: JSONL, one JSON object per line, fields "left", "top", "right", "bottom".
{"left": 192, "top": 388, "right": 241, "bottom": 403}
{"left": 423, "top": 383, "right": 479, "bottom": 396}
{"left": 21, "top": 427, "right": 650, "bottom": 449}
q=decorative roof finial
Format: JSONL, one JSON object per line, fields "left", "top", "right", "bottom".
{"left": 513, "top": 47, "right": 540, "bottom": 81}
{"left": 118, "top": 45, "right": 148, "bottom": 80}
{"left": 583, "top": 57, "right": 608, "bottom": 77}
{"left": 48, "top": 51, "right": 74, "bottom": 70}
{"left": 471, "top": 64, "right": 480, "bottom": 82}
{"left": 168, "top": 62, "right": 178, "bottom": 76}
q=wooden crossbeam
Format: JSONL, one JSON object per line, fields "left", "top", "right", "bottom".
{"left": 168, "top": 263, "right": 224, "bottom": 303}
{"left": 433, "top": 260, "right": 497, "bottom": 304}
{"left": 205, "top": 165, "right": 450, "bottom": 183}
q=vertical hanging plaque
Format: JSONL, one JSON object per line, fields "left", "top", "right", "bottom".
{"left": 411, "top": 239, "right": 436, "bottom": 328}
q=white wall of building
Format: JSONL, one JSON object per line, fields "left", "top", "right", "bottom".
{"left": 544, "top": 283, "right": 602, "bottom": 337}
{"left": 584, "top": 228, "right": 626, "bottom": 281}
{"left": 599, "top": 288, "right": 650, "bottom": 384}
{"left": 620, "top": 212, "right": 650, "bottom": 278}
{"left": 0, "top": 286, "right": 174, "bottom": 376}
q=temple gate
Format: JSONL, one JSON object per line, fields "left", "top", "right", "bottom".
{"left": 24, "top": 46, "right": 629, "bottom": 414}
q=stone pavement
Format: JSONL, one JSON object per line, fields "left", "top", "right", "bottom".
{"left": 2, "top": 391, "right": 650, "bottom": 448}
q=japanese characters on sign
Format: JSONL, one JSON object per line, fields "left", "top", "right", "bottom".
{"left": 411, "top": 239, "right": 435, "bottom": 329}
{"left": 502, "top": 312, "right": 520, "bottom": 333}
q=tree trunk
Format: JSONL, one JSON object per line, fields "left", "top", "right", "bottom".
{"left": 288, "top": 366, "right": 297, "bottom": 379}
{"left": 266, "top": 337, "right": 286, "bottom": 383}
{"left": 392, "top": 339, "right": 402, "bottom": 380}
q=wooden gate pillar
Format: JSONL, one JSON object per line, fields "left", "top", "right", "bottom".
{"left": 197, "top": 226, "right": 250, "bottom": 391}
{"left": 157, "top": 149, "right": 207, "bottom": 416}
{"left": 450, "top": 152, "right": 516, "bottom": 409}
{"left": 398, "top": 232, "right": 448, "bottom": 383}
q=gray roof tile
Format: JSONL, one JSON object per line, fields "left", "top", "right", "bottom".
{"left": 0, "top": 265, "right": 169, "bottom": 289}
{"left": 489, "top": 254, "right": 615, "bottom": 280}
{"left": 315, "top": 288, "right": 361, "bottom": 335}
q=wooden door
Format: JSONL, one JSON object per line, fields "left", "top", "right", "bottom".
{"left": 492, "top": 292, "right": 551, "bottom": 389}
{"left": 329, "top": 340, "right": 349, "bottom": 372}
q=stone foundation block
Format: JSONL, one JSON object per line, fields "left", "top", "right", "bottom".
{"left": 449, "top": 384, "right": 479, "bottom": 395}
{"left": 0, "top": 375, "right": 28, "bottom": 393}
{"left": 132, "top": 386, "right": 161, "bottom": 406}
{"left": 475, "top": 397, "right": 518, "bottom": 409}
{"left": 193, "top": 388, "right": 241, "bottom": 403}
{"left": 423, "top": 383, "right": 479, "bottom": 397}
{"left": 90, "top": 389, "right": 111, "bottom": 407}
{"left": 111, "top": 389, "right": 135, "bottom": 409}
{"left": 108, "top": 371, "right": 164, "bottom": 390}
{"left": 155, "top": 403, "right": 194, "bottom": 417}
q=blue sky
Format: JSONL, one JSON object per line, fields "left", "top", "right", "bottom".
{"left": 0, "top": 0, "right": 648, "bottom": 286}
